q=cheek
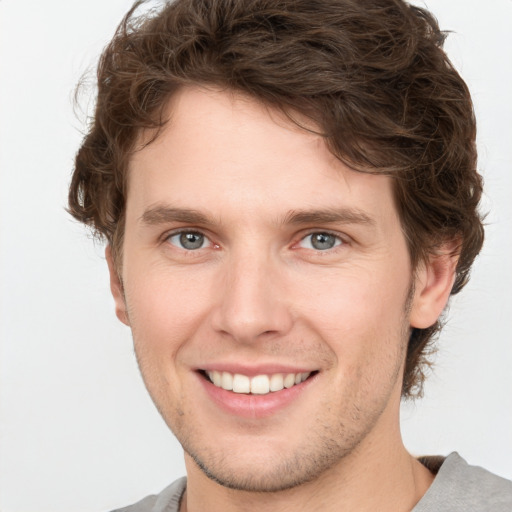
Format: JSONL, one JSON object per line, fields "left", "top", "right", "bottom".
{"left": 293, "top": 266, "right": 410, "bottom": 375}
{"left": 294, "top": 266, "right": 407, "bottom": 330}
{"left": 123, "top": 265, "right": 214, "bottom": 357}
{"left": 122, "top": 269, "right": 211, "bottom": 416}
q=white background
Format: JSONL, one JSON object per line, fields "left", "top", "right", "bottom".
{"left": 0, "top": 1, "right": 511, "bottom": 511}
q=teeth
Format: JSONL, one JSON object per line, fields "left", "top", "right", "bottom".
{"left": 233, "top": 374, "right": 251, "bottom": 393}
{"left": 269, "top": 373, "right": 284, "bottom": 392}
{"left": 212, "top": 370, "right": 222, "bottom": 387}
{"left": 284, "top": 373, "right": 296, "bottom": 388}
{"left": 221, "top": 371, "right": 233, "bottom": 390}
{"left": 206, "top": 370, "right": 311, "bottom": 395}
{"left": 251, "top": 375, "right": 270, "bottom": 394}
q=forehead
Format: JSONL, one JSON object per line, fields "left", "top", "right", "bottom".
{"left": 127, "top": 86, "right": 398, "bottom": 227}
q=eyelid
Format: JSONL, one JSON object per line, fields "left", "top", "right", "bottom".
{"left": 160, "top": 227, "right": 349, "bottom": 251}
{"left": 294, "top": 229, "right": 349, "bottom": 250}
{"left": 162, "top": 228, "right": 216, "bottom": 249}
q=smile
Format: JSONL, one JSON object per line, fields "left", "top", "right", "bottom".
{"left": 205, "top": 370, "right": 312, "bottom": 395}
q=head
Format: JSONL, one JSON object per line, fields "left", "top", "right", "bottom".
{"left": 69, "top": 1, "right": 483, "bottom": 484}
{"left": 69, "top": 0, "right": 483, "bottom": 399}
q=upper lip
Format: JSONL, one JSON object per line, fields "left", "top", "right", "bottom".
{"left": 198, "top": 364, "right": 317, "bottom": 377}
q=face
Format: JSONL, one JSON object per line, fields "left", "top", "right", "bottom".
{"left": 109, "top": 87, "right": 447, "bottom": 492}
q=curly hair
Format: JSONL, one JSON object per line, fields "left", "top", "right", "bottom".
{"left": 69, "top": 0, "right": 484, "bottom": 398}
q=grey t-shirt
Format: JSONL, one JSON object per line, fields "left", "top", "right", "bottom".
{"left": 111, "top": 453, "right": 512, "bottom": 511}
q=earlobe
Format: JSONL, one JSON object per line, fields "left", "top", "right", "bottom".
{"left": 105, "top": 245, "right": 130, "bottom": 326}
{"left": 410, "top": 248, "right": 459, "bottom": 329}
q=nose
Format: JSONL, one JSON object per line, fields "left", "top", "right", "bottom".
{"left": 210, "top": 250, "right": 293, "bottom": 344}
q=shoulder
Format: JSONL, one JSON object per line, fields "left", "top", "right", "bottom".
{"left": 415, "top": 453, "right": 512, "bottom": 512}
{"left": 109, "top": 477, "right": 187, "bottom": 512}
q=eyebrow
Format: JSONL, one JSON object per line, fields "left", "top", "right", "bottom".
{"left": 282, "top": 208, "right": 375, "bottom": 227}
{"left": 139, "top": 204, "right": 375, "bottom": 228}
{"left": 140, "top": 205, "right": 213, "bottom": 226}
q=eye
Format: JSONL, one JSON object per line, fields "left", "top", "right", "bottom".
{"left": 298, "top": 232, "right": 343, "bottom": 251}
{"left": 167, "top": 231, "right": 209, "bottom": 250}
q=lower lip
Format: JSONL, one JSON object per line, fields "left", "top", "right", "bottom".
{"left": 198, "top": 373, "right": 317, "bottom": 419}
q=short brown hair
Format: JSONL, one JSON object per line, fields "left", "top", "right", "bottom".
{"left": 69, "top": 0, "right": 484, "bottom": 397}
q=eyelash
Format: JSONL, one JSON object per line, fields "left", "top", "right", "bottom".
{"left": 164, "top": 230, "right": 214, "bottom": 251}
{"left": 163, "top": 229, "right": 347, "bottom": 253}
{"left": 296, "top": 231, "right": 345, "bottom": 252}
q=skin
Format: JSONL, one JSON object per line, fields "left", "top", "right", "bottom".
{"left": 107, "top": 86, "right": 457, "bottom": 511}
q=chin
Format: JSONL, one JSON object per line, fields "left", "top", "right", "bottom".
{"left": 189, "top": 451, "right": 339, "bottom": 492}
{"left": 179, "top": 423, "right": 360, "bottom": 493}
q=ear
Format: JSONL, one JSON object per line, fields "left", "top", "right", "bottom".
{"left": 105, "top": 245, "right": 130, "bottom": 326}
{"left": 410, "top": 246, "right": 459, "bottom": 329}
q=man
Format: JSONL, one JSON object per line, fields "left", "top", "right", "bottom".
{"left": 68, "top": 0, "right": 512, "bottom": 510}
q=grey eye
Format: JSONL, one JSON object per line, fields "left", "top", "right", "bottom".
{"left": 299, "top": 232, "right": 342, "bottom": 251}
{"left": 169, "top": 232, "right": 207, "bottom": 250}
